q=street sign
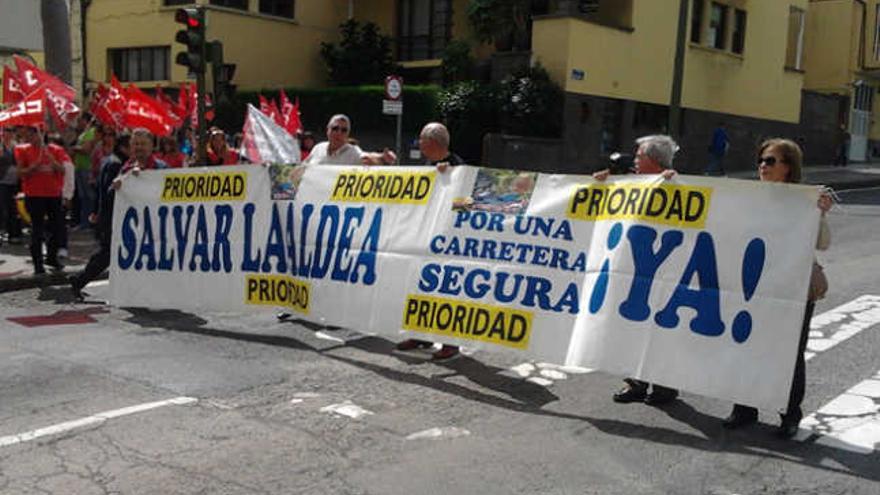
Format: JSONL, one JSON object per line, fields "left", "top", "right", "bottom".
{"left": 385, "top": 75, "right": 403, "bottom": 101}
{"left": 382, "top": 100, "right": 403, "bottom": 115}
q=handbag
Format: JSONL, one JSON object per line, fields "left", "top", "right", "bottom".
{"left": 809, "top": 261, "right": 829, "bottom": 301}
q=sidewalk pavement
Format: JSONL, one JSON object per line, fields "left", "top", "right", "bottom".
{"left": 726, "top": 161, "right": 880, "bottom": 190}
{"left": 0, "top": 227, "right": 94, "bottom": 293}
{"left": 2, "top": 163, "right": 879, "bottom": 293}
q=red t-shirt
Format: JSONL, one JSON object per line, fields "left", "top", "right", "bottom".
{"left": 14, "top": 143, "right": 69, "bottom": 197}
{"left": 158, "top": 152, "right": 185, "bottom": 168}
{"left": 207, "top": 149, "right": 240, "bottom": 166}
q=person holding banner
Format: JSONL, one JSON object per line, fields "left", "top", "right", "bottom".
{"left": 723, "top": 138, "right": 833, "bottom": 438}
{"left": 396, "top": 122, "right": 464, "bottom": 361}
{"left": 119, "top": 128, "right": 168, "bottom": 176}
{"left": 303, "top": 115, "right": 396, "bottom": 166}
{"left": 70, "top": 133, "right": 131, "bottom": 301}
{"left": 595, "top": 134, "right": 681, "bottom": 406}
{"left": 158, "top": 136, "right": 185, "bottom": 168}
{"left": 14, "top": 125, "right": 71, "bottom": 274}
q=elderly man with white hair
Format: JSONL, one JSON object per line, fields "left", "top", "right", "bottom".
{"left": 593, "top": 134, "right": 679, "bottom": 406}
{"left": 396, "top": 121, "right": 464, "bottom": 361}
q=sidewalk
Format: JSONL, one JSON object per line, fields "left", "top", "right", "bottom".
{"left": 2, "top": 162, "right": 879, "bottom": 293}
{"left": 726, "top": 161, "right": 880, "bottom": 190}
{"left": 0, "top": 227, "right": 94, "bottom": 293}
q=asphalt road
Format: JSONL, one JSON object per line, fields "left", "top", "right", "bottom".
{"left": 0, "top": 189, "right": 878, "bottom": 494}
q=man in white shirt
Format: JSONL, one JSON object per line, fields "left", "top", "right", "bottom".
{"left": 305, "top": 114, "right": 396, "bottom": 165}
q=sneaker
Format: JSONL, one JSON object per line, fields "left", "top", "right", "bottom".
{"left": 431, "top": 345, "right": 460, "bottom": 362}
{"left": 57, "top": 248, "right": 69, "bottom": 259}
{"left": 645, "top": 386, "right": 679, "bottom": 406}
{"left": 396, "top": 339, "right": 433, "bottom": 351}
{"left": 7, "top": 236, "right": 23, "bottom": 245}
{"left": 613, "top": 379, "right": 648, "bottom": 403}
{"left": 33, "top": 266, "right": 46, "bottom": 276}
{"left": 722, "top": 405, "right": 758, "bottom": 429}
{"left": 276, "top": 312, "right": 292, "bottom": 321}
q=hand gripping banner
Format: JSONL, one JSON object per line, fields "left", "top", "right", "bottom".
{"left": 110, "top": 164, "right": 820, "bottom": 410}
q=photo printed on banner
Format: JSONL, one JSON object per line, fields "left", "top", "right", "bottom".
{"left": 453, "top": 169, "right": 538, "bottom": 215}
{"left": 269, "top": 163, "right": 306, "bottom": 200}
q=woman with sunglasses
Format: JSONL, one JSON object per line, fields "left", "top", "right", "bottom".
{"left": 723, "top": 138, "right": 833, "bottom": 438}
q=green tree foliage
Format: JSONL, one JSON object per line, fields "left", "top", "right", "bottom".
{"left": 442, "top": 40, "right": 474, "bottom": 85}
{"left": 320, "top": 20, "right": 398, "bottom": 86}
{"left": 497, "top": 64, "right": 563, "bottom": 138}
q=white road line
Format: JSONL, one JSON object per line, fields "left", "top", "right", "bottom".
{"left": 806, "top": 295, "right": 880, "bottom": 361}
{"left": 797, "top": 370, "right": 880, "bottom": 453}
{"left": 0, "top": 397, "right": 198, "bottom": 448}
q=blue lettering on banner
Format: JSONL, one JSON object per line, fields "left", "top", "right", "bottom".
{"left": 417, "top": 263, "right": 579, "bottom": 314}
{"left": 588, "top": 222, "right": 766, "bottom": 343}
{"left": 116, "top": 202, "right": 382, "bottom": 287}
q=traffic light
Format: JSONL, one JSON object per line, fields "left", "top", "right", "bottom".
{"left": 208, "top": 41, "right": 237, "bottom": 103}
{"left": 174, "top": 7, "right": 206, "bottom": 74}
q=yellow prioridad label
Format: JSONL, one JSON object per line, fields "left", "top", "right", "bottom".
{"left": 567, "top": 182, "right": 712, "bottom": 228}
{"left": 161, "top": 172, "right": 247, "bottom": 202}
{"left": 245, "top": 275, "right": 310, "bottom": 315}
{"left": 330, "top": 170, "right": 435, "bottom": 204}
{"left": 402, "top": 295, "right": 533, "bottom": 350}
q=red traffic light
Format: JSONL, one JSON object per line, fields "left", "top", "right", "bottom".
{"left": 175, "top": 8, "right": 202, "bottom": 28}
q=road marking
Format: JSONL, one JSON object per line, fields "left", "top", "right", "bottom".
{"left": 406, "top": 426, "right": 471, "bottom": 440}
{"left": 320, "top": 401, "right": 373, "bottom": 419}
{"left": 797, "top": 370, "right": 880, "bottom": 453}
{"left": 6, "top": 307, "right": 110, "bottom": 328}
{"left": 0, "top": 397, "right": 198, "bottom": 448}
{"left": 806, "top": 295, "right": 880, "bottom": 361}
{"left": 792, "top": 295, "right": 880, "bottom": 452}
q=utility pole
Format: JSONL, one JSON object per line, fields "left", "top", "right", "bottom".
{"left": 668, "top": 0, "right": 690, "bottom": 140}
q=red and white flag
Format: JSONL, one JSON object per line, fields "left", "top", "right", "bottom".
{"left": 14, "top": 55, "right": 76, "bottom": 101}
{"left": 2, "top": 66, "right": 26, "bottom": 105}
{"left": 0, "top": 88, "right": 47, "bottom": 128}
{"left": 240, "top": 104, "right": 300, "bottom": 164}
{"left": 125, "top": 84, "right": 173, "bottom": 136}
{"left": 279, "top": 89, "right": 302, "bottom": 137}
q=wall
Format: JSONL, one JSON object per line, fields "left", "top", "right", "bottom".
{"left": 86, "top": 0, "right": 348, "bottom": 90}
{"left": 0, "top": 0, "right": 43, "bottom": 52}
{"left": 803, "top": 0, "right": 858, "bottom": 93}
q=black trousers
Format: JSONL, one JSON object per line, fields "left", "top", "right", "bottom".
{"left": 0, "top": 183, "right": 22, "bottom": 238}
{"left": 24, "top": 196, "right": 63, "bottom": 270}
{"left": 733, "top": 300, "right": 815, "bottom": 421}
{"left": 72, "top": 228, "right": 111, "bottom": 290}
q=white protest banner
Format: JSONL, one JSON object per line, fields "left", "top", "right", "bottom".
{"left": 111, "top": 165, "right": 820, "bottom": 410}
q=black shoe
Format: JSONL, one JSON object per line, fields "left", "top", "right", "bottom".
{"left": 33, "top": 266, "right": 46, "bottom": 276}
{"left": 69, "top": 277, "right": 84, "bottom": 302}
{"left": 777, "top": 413, "right": 801, "bottom": 439}
{"left": 45, "top": 257, "right": 64, "bottom": 270}
{"left": 723, "top": 405, "right": 758, "bottom": 429}
{"left": 276, "top": 312, "right": 292, "bottom": 321}
{"left": 645, "top": 386, "right": 679, "bottom": 406}
{"left": 396, "top": 339, "right": 433, "bottom": 351}
{"left": 613, "top": 380, "right": 648, "bottom": 403}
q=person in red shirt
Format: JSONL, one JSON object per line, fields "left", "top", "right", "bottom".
{"left": 14, "top": 125, "right": 71, "bottom": 274}
{"left": 119, "top": 128, "right": 168, "bottom": 176}
{"left": 206, "top": 129, "right": 239, "bottom": 166}
{"left": 157, "top": 136, "right": 185, "bottom": 168}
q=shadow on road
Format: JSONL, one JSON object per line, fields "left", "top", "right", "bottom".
{"left": 119, "top": 307, "right": 880, "bottom": 483}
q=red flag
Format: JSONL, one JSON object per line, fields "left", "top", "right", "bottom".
{"left": 2, "top": 66, "right": 26, "bottom": 105}
{"left": 154, "top": 86, "right": 184, "bottom": 129}
{"left": 259, "top": 95, "right": 272, "bottom": 117}
{"left": 44, "top": 87, "right": 80, "bottom": 130}
{"left": 13, "top": 55, "right": 76, "bottom": 101}
{"left": 269, "top": 99, "right": 283, "bottom": 128}
{"left": 89, "top": 77, "right": 127, "bottom": 129}
{"left": 187, "top": 83, "right": 214, "bottom": 127}
{"left": 278, "top": 90, "right": 302, "bottom": 137}
{"left": 124, "top": 84, "right": 173, "bottom": 136}
{"left": 0, "top": 88, "right": 47, "bottom": 128}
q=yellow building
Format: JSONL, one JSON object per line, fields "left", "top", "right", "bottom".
{"left": 803, "top": 0, "right": 880, "bottom": 161}
{"left": 83, "top": 0, "right": 481, "bottom": 90}
{"left": 530, "top": 0, "right": 817, "bottom": 171}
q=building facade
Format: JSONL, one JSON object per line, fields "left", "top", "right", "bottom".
{"left": 530, "top": 0, "right": 833, "bottom": 173}
{"left": 803, "top": 0, "right": 880, "bottom": 162}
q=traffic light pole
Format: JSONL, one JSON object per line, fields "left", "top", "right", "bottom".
{"left": 196, "top": 69, "right": 207, "bottom": 166}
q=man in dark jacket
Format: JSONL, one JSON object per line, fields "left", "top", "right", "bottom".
{"left": 69, "top": 133, "right": 130, "bottom": 301}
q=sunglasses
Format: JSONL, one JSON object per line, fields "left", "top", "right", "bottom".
{"left": 757, "top": 156, "right": 780, "bottom": 166}
{"left": 330, "top": 126, "right": 349, "bottom": 133}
